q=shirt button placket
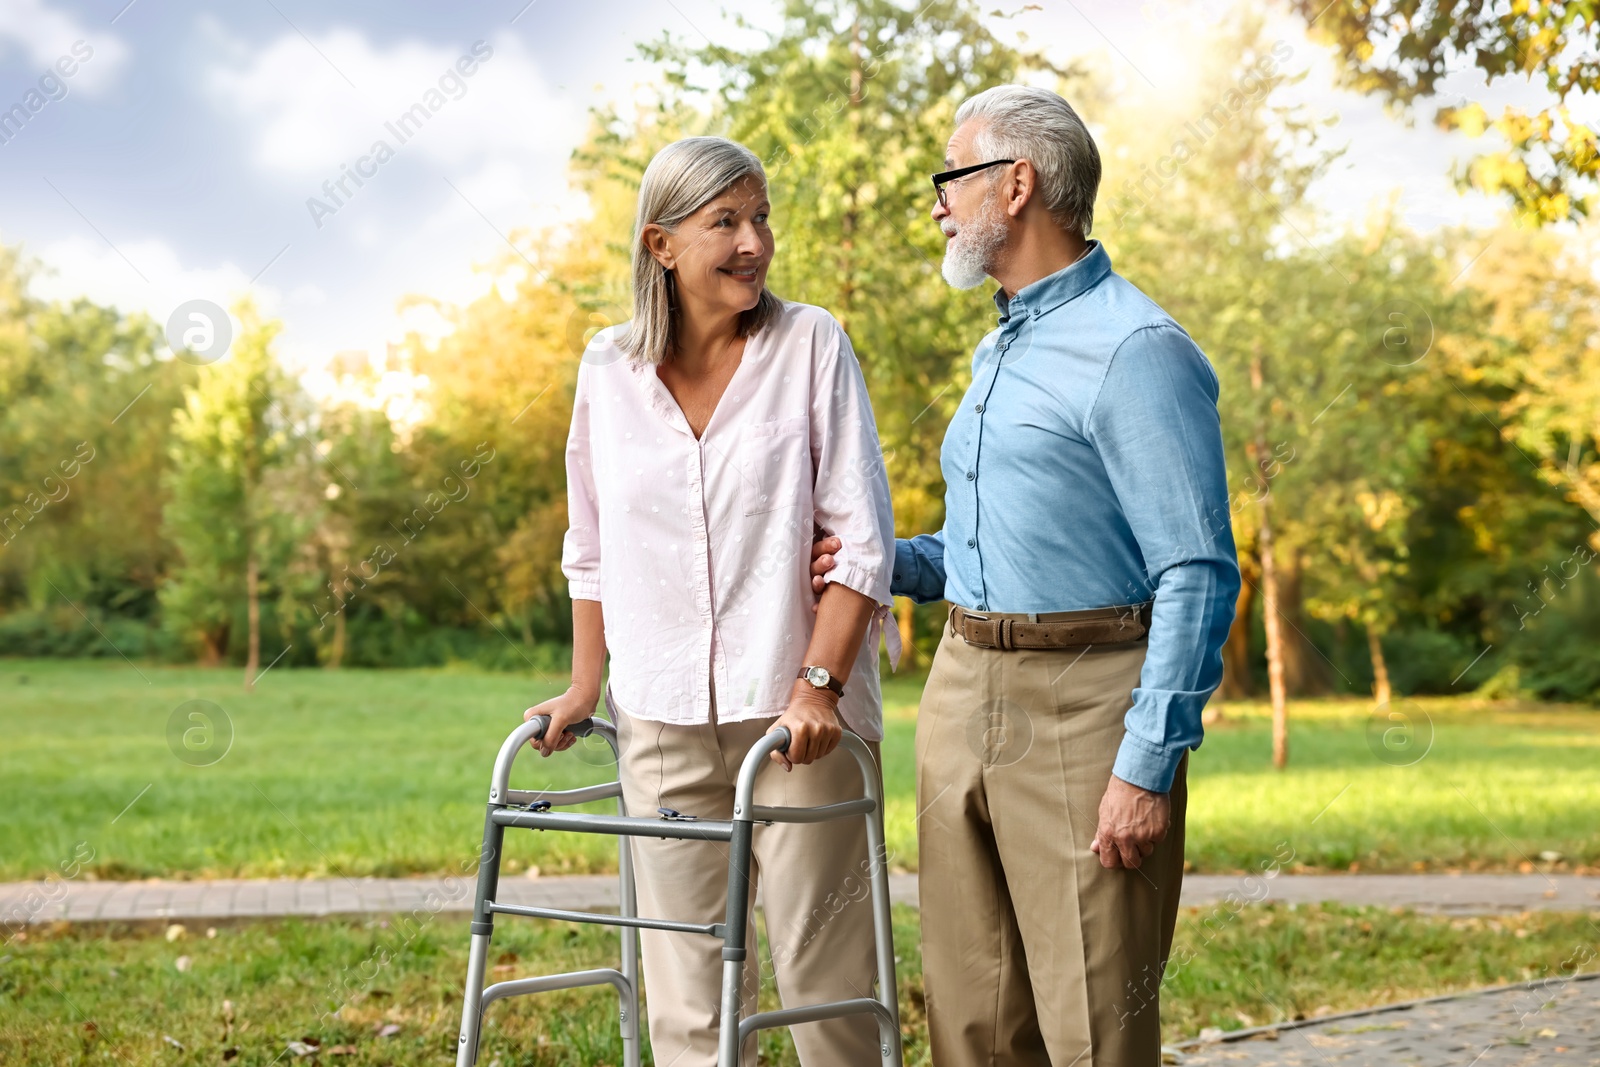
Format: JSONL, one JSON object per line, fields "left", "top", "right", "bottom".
{"left": 687, "top": 437, "right": 713, "bottom": 717}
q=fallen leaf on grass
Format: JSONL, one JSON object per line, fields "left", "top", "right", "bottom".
{"left": 162, "top": 1034, "right": 184, "bottom": 1050}
{"left": 376, "top": 1024, "right": 400, "bottom": 1038}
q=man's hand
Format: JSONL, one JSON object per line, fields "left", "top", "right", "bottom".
{"left": 523, "top": 686, "right": 597, "bottom": 757}
{"left": 768, "top": 682, "right": 844, "bottom": 769}
{"left": 809, "top": 534, "right": 841, "bottom": 610}
{"left": 1091, "top": 774, "right": 1170, "bottom": 869}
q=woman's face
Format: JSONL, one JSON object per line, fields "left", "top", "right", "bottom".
{"left": 647, "top": 173, "right": 775, "bottom": 321}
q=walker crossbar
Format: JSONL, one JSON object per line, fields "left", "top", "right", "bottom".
{"left": 491, "top": 808, "right": 737, "bottom": 841}
{"left": 486, "top": 900, "right": 726, "bottom": 938}
{"left": 454, "top": 692, "right": 904, "bottom": 1067}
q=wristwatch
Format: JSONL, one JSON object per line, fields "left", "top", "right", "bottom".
{"left": 796, "top": 664, "right": 845, "bottom": 698}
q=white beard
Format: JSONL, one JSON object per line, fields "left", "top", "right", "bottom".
{"left": 940, "top": 195, "right": 1006, "bottom": 289}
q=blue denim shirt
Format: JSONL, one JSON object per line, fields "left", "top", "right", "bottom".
{"left": 891, "top": 242, "right": 1241, "bottom": 792}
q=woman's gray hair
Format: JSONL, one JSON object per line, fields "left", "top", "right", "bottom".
{"left": 619, "top": 136, "right": 782, "bottom": 365}
{"left": 955, "top": 85, "right": 1102, "bottom": 236}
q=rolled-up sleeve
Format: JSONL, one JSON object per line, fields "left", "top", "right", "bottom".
{"left": 810, "top": 320, "right": 894, "bottom": 609}
{"left": 560, "top": 362, "right": 602, "bottom": 602}
{"left": 1087, "top": 325, "right": 1241, "bottom": 793}
{"left": 892, "top": 533, "right": 947, "bottom": 603}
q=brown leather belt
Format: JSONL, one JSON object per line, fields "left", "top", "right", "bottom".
{"left": 950, "top": 602, "right": 1153, "bottom": 651}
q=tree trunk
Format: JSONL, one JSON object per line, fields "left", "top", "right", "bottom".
{"left": 1259, "top": 500, "right": 1289, "bottom": 770}
{"left": 1367, "top": 624, "right": 1392, "bottom": 705}
{"left": 244, "top": 549, "right": 261, "bottom": 691}
{"left": 897, "top": 598, "right": 916, "bottom": 669}
{"left": 1250, "top": 350, "right": 1289, "bottom": 769}
{"left": 1279, "top": 550, "right": 1330, "bottom": 696}
{"left": 200, "top": 623, "right": 229, "bottom": 666}
{"left": 1220, "top": 548, "right": 1256, "bottom": 699}
{"left": 328, "top": 605, "right": 346, "bottom": 670}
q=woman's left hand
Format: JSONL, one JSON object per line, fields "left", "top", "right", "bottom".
{"left": 768, "top": 684, "right": 844, "bottom": 769}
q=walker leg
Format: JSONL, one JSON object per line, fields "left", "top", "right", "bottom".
{"left": 716, "top": 819, "right": 755, "bottom": 1067}
{"left": 456, "top": 810, "right": 504, "bottom": 1067}
{"left": 456, "top": 933, "right": 491, "bottom": 1067}
{"left": 864, "top": 765, "right": 902, "bottom": 1065}
{"left": 618, "top": 804, "right": 641, "bottom": 1067}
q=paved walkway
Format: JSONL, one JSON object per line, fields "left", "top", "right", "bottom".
{"left": 1175, "top": 972, "right": 1600, "bottom": 1065}
{"left": 3, "top": 873, "right": 1598, "bottom": 925}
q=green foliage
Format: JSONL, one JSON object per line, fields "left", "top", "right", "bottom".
{"left": 159, "top": 303, "right": 318, "bottom": 662}
{"left": 1284, "top": 0, "right": 1600, "bottom": 221}
{"left": 0, "top": 246, "right": 192, "bottom": 618}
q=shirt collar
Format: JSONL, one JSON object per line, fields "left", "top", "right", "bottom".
{"left": 992, "top": 239, "right": 1112, "bottom": 323}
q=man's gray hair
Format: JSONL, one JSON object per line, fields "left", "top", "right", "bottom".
{"left": 619, "top": 136, "right": 781, "bottom": 365}
{"left": 955, "top": 85, "right": 1102, "bottom": 236}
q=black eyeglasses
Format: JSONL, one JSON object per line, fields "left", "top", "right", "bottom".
{"left": 931, "top": 159, "right": 1017, "bottom": 208}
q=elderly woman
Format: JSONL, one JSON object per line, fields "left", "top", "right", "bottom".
{"left": 523, "top": 136, "right": 897, "bottom": 1065}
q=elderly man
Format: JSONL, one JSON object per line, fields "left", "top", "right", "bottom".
{"left": 815, "top": 85, "right": 1240, "bottom": 1064}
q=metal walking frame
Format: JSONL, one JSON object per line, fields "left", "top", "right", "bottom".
{"left": 455, "top": 691, "right": 903, "bottom": 1067}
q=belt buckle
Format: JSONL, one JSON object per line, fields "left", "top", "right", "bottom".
{"left": 956, "top": 608, "right": 991, "bottom": 648}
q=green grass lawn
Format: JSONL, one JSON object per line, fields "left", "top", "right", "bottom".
{"left": 1, "top": 658, "right": 1597, "bottom": 881}
{"left": 5, "top": 904, "right": 1599, "bottom": 1066}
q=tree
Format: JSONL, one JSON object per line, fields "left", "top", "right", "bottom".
{"left": 161, "top": 302, "right": 316, "bottom": 685}
{"left": 1285, "top": 0, "right": 1599, "bottom": 222}
{"left": 0, "top": 244, "right": 191, "bottom": 627}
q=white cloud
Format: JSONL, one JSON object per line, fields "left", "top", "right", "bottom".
{"left": 27, "top": 233, "right": 281, "bottom": 334}
{"left": 0, "top": 0, "right": 128, "bottom": 96}
{"left": 202, "top": 23, "right": 582, "bottom": 195}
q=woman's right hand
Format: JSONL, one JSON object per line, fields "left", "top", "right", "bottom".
{"left": 523, "top": 686, "right": 598, "bottom": 758}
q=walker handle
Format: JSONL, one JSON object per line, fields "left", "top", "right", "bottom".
{"left": 523, "top": 714, "right": 606, "bottom": 743}
{"left": 767, "top": 725, "right": 792, "bottom": 754}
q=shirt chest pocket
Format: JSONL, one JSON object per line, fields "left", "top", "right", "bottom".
{"left": 739, "top": 416, "right": 811, "bottom": 516}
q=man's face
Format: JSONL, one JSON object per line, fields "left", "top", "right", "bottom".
{"left": 935, "top": 120, "right": 1008, "bottom": 290}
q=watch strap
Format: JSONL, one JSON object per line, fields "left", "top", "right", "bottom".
{"left": 797, "top": 665, "right": 845, "bottom": 697}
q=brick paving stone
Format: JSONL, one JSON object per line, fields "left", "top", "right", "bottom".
{"left": 3, "top": 873, "right": 1593, "bottom": 925}
{"left": 1177, "top": 973, "right": 1600, "bottom": 1066}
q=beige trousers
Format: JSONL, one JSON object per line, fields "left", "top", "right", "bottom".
{"left": 617, "top": 708, "right": 884, "bottom": 1067}
{"left": 915, "top": 618, "right": 1188, "bottom": 1067}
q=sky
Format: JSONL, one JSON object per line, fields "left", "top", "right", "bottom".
{"left": 0, "top": 0, "right": 1549, "bottom": 377}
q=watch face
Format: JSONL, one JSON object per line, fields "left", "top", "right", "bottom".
{"left": 806, "top": 666, "right": 830, "bottom": 687}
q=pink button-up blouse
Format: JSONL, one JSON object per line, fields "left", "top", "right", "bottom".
{"left": 561, "top": 301, "right": 898, "bottom": 741}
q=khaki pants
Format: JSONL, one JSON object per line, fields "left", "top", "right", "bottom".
{"left": 916, "top": 619, "right": 1188, "bottom": 1067}
{"left": 617, "top": 709, "right": 884, "bottom": 1067}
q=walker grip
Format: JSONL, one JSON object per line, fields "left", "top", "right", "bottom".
{"left": 524, "top": 714, "right": 602, "bottom": 743}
